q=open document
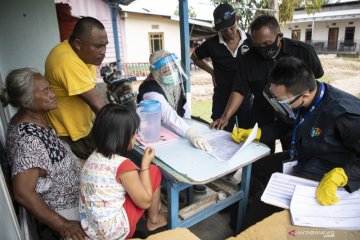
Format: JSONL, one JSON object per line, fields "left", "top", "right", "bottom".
{"left": 290, "top": 185, "right": 360, "bottom": 230}
{"left": 261, "top": 172, "right": 318, "bottom": 209}
{"left": 204, "top": 123, "right": 258, "bottom": 161}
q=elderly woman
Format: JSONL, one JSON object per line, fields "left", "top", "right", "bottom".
{"left": 0, "top": 68, "right": 85, "bottom": 239}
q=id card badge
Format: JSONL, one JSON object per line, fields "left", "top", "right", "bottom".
{"left": 282, "top": 159, "right": 298, "bottom": 175}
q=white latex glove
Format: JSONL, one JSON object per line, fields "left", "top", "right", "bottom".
{"left": 185, "top": 128, "right": 213, "bottom": 153}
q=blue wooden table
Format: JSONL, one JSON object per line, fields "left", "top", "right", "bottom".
{"left": 134, "top": 120, "right": 270, "bottom": 234}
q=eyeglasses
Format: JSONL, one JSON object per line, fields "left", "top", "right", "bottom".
{"left": 215, "top": 10, "right": 235, "bottom": 25}
{"left": 269, "top": 87, "right": 305, "bottom": 105}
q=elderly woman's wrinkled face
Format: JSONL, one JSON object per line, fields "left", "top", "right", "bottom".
{"left": 31, "top": 74, "right": 57, "bottom": 113}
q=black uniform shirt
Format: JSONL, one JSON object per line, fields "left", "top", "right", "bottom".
{"left": 294, "top": 82, "right": 360, "bottom": 192}
{"left": 232, "top": 37, "right": 324, "bottom": 126}
{"left": 335, "top": 113, "right": 360, "bottom": 192}
{"left": 194, "top": 29, "right": 252, "bottom": 96}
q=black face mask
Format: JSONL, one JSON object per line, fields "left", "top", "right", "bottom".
{"left": 255, "top": 35, "right": 280, "bottom": 59}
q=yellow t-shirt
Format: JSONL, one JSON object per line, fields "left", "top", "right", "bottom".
{"left": 45, "top": 40, "right": 97, "bottom": 141}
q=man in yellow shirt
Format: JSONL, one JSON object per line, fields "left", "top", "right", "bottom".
{"left": 45, "top": 17, "right": 108, "bottom": 159}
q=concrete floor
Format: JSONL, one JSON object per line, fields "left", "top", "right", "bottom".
{"left": 189, "top": 209, "right": 235, "bottom": 239}
{"left": 133, "top": 187, "right": 239, "bottom": 240}
{"left": 134, "top": 209, "right": 235, "bottom": 240}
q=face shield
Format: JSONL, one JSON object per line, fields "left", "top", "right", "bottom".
{"left": 263, "top": 86, "right": 304, "bottom": 123}
{"left": 150, "top": 53, "right": 187, "bottom": 86}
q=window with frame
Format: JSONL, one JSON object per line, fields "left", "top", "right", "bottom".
{"left": 344, "top": 27, "right": 355, "bottom": 46}
{"left": 291, "top": 30, "right": 301, "bottom": 41}
{"left": 149, "top": 33, "right": 164, "bottom": 54}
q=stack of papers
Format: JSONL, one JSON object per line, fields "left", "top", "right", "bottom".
{"left": 290, "top": 185, "right": 360, "bottom": 230}
{"left": 261, "top": 172, "right": 360, "bottom": 230}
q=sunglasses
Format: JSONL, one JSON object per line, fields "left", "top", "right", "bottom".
{"left": 215, "top": 10, "right": 235, "bottom": 25}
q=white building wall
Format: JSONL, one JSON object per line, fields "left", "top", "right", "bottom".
{"left": 123, "top": 13, "right": 181, "bottom": 63}
{"left": 282, "top": 18, "right": 360, "bottom": 50}
{"left": 282, "top": 22, "right": 313, "bottom": 41}
{"left": 333, "top": 19, "right": 360, "bottom": 41}
{"left": 354, "top": 20, "right": 360, "bottom": 41}
{"left": 313, "top": 22, "right": 328, "bottom": 42}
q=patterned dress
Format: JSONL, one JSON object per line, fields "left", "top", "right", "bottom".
{"left": 6, "top": 123, "right": 81, "bottom": 213}
{"left": 79, "top": 152, "right": 130, "bottom": 240}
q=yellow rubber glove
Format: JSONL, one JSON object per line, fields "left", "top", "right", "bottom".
{"left": 231, "top": 128, "right": 262, "bottom": 143}
{"left": 316, "top": 168, "right": 348, "bottom": 206}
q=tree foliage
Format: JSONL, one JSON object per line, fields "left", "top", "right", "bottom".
{"left": 280, "top": 0, "right": 328, "bottom": 23}
{"left": 211, "top": 0, "right": 328, "bottom": 29}
{"left": 174, "top": 4, "right": 197, "bottom": 18}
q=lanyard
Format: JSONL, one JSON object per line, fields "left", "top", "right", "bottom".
{"left": 290, "top": 83, "right": 325, "bottom": 160}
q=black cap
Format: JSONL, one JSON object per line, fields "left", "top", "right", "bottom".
{"left": 213, "top": 4, "right": 236, "bottom": 32}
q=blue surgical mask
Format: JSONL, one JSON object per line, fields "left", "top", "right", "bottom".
{"left": 162, "top": 72, "right": 179, "bottom": 85}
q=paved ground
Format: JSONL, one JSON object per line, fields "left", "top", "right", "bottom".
{"left": 189, "top": 55, "right": 360, "bottom": 100}
{"left": 319, "top": 55, "right": 360, "bottom": 96}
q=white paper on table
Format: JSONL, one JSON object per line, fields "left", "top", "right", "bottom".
{"left": 230, "top": 123, "right": 258, "bottom": 183}
{"left": 233, "top": 123, "right": 258, "bottom": 156}
{"left": 204, "top": 123, "right": 258, "bottom": 161}
{"left": 204, "top": 130, "right": 243, "bottom": 161}
{"left": 290, "top": 185, "right": 360, "bottom": 230}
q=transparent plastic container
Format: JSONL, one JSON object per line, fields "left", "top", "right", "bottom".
{"left": 137, "top": 100, "right": 161, "bottom": 143}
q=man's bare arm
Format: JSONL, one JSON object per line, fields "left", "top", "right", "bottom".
{"left": 191, "top": 53, "right": 216, "bottom": 86}
{"left": 79, "top": 87, "right": 105, "bottom": 114}
{"left": 210, "top": 92, "right": 244, "bottom": 129}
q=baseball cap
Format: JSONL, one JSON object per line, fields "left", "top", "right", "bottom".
{"left": 213, "top": 4, "right": 236, "bottom": 32}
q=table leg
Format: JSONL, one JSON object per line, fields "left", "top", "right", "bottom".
{"left": 186, "top": 186, "right": 193, "bottom": 205}
{"left": 231, "top": 164, "right": 252, "bottom": 234}
{"left": 166, "top": 181, "right": 192, "bottom": 229}
{"left": 167, "top": 181, "right": 179, "bottom": 229}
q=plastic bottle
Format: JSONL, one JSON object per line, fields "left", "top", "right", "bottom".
{"left": 137, "top": 100, "right": 161, "bottom": 143}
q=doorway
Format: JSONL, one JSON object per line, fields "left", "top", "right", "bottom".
{"left": 327, "top": 28, "right": 339, "bottom": 50}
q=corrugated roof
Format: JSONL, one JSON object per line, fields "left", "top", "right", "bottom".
{"left": 292, "top": 8, "right": 360, "bottom": 22}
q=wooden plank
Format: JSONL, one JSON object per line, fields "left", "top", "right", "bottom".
{"left": 179, "top": 193, "right": 218, "bottom": 219}
{"left": 207, "top": 178, "right": 239, "bottom": 195}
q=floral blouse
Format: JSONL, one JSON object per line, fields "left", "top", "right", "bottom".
{"left": 6, "top": 123, "right": 81, "bottom": 211}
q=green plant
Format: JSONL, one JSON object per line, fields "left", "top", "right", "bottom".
{"left": 191, "top": 100, "right": 212, "bottom": 123}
